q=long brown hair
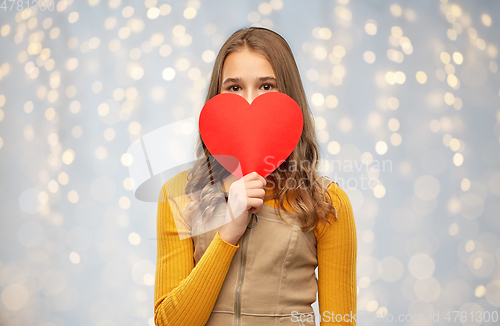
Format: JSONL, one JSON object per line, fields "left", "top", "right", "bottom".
{"left": 184, "top": 26, "right": 339, "bottom": 232}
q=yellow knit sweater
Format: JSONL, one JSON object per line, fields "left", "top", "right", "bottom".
{"left": 154, "top": 171, "right": 357, "bottom": 325}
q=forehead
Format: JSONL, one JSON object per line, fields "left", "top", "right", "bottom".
{"left": 222, "top": 49, "right": 275, "bottom": 77}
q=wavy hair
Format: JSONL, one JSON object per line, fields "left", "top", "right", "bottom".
{"left": 183, "top": 26, "right": 340, "bottom": 232}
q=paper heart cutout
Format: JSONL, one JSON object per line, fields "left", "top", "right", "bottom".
{"left": 199, "top": 92, "right": 303, "bottom": 179}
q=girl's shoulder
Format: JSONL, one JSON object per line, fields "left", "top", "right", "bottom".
{"left": 315, "top": 174, "right": 346, "bottom": 206}
{"left": 315, "top": 174, "right": 337, "bottom": 191}
{"left": 161, "top": 169, "right": 191, "bottom": 199}
{"left": 160, "top": 169, "right": 193, "bottom": 231}
{"left": 316, "top": 174, "right": 349, "bottom": 205}
{"left": 314, "top": 176, "right": 354, "bottom": 238}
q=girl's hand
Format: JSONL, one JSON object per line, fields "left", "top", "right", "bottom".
{"left": 218, "top": 172, "right": 266, "bottom": 245}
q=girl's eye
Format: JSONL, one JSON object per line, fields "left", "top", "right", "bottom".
{"left": 227, "top": 84, "right": 276, "bottom": 92}
{"left": 262, "top": 83, "right": 275, "bottom": 91}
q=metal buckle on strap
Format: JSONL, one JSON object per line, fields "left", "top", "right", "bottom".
{"left": 247, "top": 213, "right": 259, "bottom": 229}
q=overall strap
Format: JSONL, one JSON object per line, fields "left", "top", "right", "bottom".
{"left": 316, "top": 175, "right": 337, "bottom": 191}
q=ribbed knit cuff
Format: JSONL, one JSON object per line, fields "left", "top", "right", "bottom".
{"left": 214, "top": 230, "right": 240, "bottom": 249}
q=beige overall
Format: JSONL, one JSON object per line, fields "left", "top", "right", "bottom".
{"left": 190, "top": 176, "right": 335, "bottom": 326}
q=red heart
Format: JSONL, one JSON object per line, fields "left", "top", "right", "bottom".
{"left": 199, "top": 92, "right": 303, "bottom": 179}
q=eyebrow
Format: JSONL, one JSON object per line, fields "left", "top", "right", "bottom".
{"left": 222, "top": 76, "right": 277, "bottom": 87}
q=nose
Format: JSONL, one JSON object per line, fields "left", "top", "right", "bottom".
{"left": 243, "top": 89, "right": 258, "bottom": 105}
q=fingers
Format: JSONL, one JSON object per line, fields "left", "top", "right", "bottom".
{"left": 243, "top": 172, "right": 267, "bottom": 188}
{"left": 228, "top": 172, "right": 266, "bottom": 217}
{"left": 245, "top": 188, "right": 265, "bottom": 199}
{"left": 243, "top": 179, "right": 266, "bottom": 190}
{"left": 250, "top": 171, "right": 266, "bottom": 186}
{"left": 246, "top": 197, "right": 264, "bottom": 212}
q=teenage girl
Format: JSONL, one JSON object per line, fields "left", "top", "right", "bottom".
{"left": 154, "top": 27, "right": 357, "bottom": 326}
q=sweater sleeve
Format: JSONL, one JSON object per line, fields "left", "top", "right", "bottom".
{"left": 315, "top": 182, "right": 357, "bottom": 325}
{"left": 154, "top": 182, "right": 240, "bottom": 326}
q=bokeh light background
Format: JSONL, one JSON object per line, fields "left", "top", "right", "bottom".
{"left": 1, "top": 0, "right": 500, "bottom": 325}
